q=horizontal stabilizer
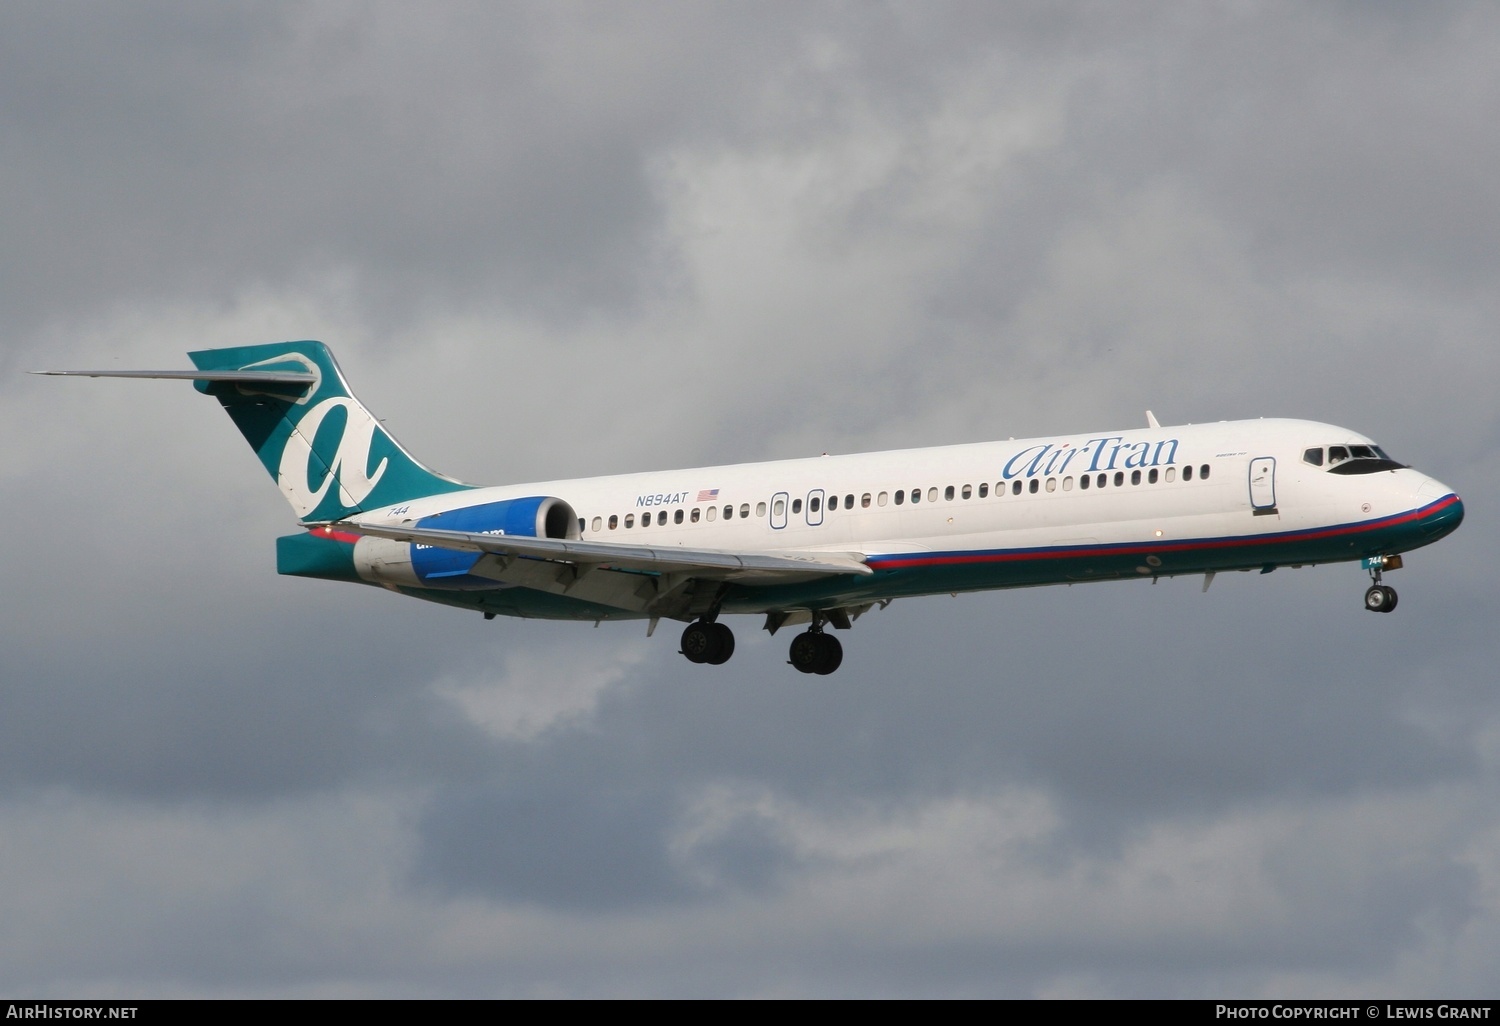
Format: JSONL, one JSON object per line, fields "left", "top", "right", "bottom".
{"left": 33, "top": 369, "right": 315, "bottom": 383}
{"left": 34, "top": 368, "right": 316, "bottom": 400}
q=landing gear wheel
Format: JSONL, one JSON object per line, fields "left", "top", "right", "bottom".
{"left": 789, "top": 631, "right": 843, "bottom": 674}
{"left": 1364, "top": 584, "right": 1398, "bottom": 613}
{"left": 705, "top": 622, "right": 735, "bottom": 664}
{"left": 814, "top": 633, "right": 843, "bottom": 675}
{"left": 681, "top": 622, "right": 713, "bottom": 663}
{"left": 681, "top": 621, "right": 736, "bottom": 664}
{"left": 788, "top": 632, "right": 820, "bottom": 673}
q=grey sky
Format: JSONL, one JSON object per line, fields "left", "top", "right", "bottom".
{"left": 2, "top": 1, "right": 1496, "bottom": 996}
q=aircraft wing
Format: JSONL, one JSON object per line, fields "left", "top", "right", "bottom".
{"left": 328, "top": 520, "right": 873, "bottom": 581}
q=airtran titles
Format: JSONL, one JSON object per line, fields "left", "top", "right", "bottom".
{"left": 1002, "top": 436, "right": 1179, "bottom": 480}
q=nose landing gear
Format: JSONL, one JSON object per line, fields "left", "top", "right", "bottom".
{"left": 1362, "top": 554, "right": 1402, "bottom": 613}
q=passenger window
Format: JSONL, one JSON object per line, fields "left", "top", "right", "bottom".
{"left": 894, "top": 490, "right": 905, "bottom": 505}
{"left": 609, "top": 514, "right": 618, "bottom": 530}
{"left": 625, "top": 514, "right": 635, "bottom": 528}
{"left": 706, "top": 507, "right": 716, "bottom": 522}
{"left": 1303, "top": 447, "right": 1324, "bottom": 467}
{"left": 755, "top": 502, "right": 766, "bottom": 518}
{"left": 1012, "top": 480, "right": 1022, "bottom": 495}
{"left": 861, "top": 493, "right": 872, "bottom": 508}
{"left": 723, "top": 505, "right": 733, "bottom": 520}
{"left": 791, "top": 498, "right": 802, "bottom": 514}
{"left": 1097, "top": 473, "right": 1106, "bottom": 488}
{"left": 691, "top": 508, "right": 701, "bottom": 523}
{"left": 1200, "top": 464, "right": 1211, "bottom": 480}
{"left": 1045, "top": 478, "right": 1057, "bottom": 492}
{"left": 1183, "top": 465, "right": 1193, "bottom": 481}
{"left": 1165, "top": 467, "right": 1176, "bottom": 482}
{"left": 1131, "top": 470, "right": 1141, "bottom": 485}
{"left": 928, "top": 487, "right": 939, "bottom": 503}
{"left": 978, "top": 483, "right": 988, "bottom": 498}
{"left": 1029, "top": 479, "right": 1039, "bottom": 494}
{"left": 674, "top": 509, "right": 684, "bottom": 524}
{"left": 1113, "top": 472, "right": 1123, "bottom": 487}
{"left": 1148, "top": 468, "right": 1158, "bottom": 484}
{"left": 639, "top": 513, "right": 649, "bottom": 528}
{"left": 945, "top": 486, "right": 955, "bottom": 500}
{"left": 591, "top": 516, "right": 603, "bottom": 532}
{"left": 1062, "top": 476, "right": 1073, "bottom": 491}
{"left": 773, "top": 499, "right": 785, "bottom": 518}
{"left": 845, "top": 494, "right": 855, "bottom": 509}
{"left": 579, "top": 518, "right": 585, "bottom": 533}
{"left": 877, "top": 492, "right": 888, "bottom": 506}
{"left": 911, "top": 489, "right": 921, "bottom": 504}
{"left": 1080, "top": 474, "right": 1090, "bottom": 490}
{"left": 809, "top": 496, "right": 820, "bottom": 514}
{"left": 742, "top": 503, "right": 752, "bottom": 518}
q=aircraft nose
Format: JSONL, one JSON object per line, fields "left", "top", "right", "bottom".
{"left": 1415, "top": 476, "right": 1464, "bottom": 540}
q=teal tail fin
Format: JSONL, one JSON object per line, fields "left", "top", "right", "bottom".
{"left": 189, "top": 341, "right": 471, "bottom": 522}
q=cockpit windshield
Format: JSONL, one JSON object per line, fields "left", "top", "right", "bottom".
{"left": 1302, "top": 445, "right": 1405, "bottom": 474}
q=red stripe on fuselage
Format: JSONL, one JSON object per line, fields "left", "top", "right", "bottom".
{"left": 865, "top": 493, "right": 1462, "bottom": 571}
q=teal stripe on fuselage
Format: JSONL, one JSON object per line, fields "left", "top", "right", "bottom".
{"left": 362, "top": 493, "right": 1464, "bottom": 623}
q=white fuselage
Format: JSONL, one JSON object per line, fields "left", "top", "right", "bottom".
{"left": 345, "top": 418, "right": 1462, "bottom": 620}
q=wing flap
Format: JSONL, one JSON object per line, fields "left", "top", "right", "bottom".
{"left": 329, "top": 520, "right": 872, "bottom": 581}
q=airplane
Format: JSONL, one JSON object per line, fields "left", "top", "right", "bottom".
{"left": 40, "top": 340, "right": 1464, "bottom": 674}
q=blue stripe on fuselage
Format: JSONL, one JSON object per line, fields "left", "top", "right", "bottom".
{"left": 864, "top": 493, "right": 1464, "bottom": 572}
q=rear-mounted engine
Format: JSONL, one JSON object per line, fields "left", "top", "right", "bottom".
{"left": 352, "top": 495, "right": 579, "bottom": 589}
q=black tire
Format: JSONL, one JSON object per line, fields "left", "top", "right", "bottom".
{"left": 681, "top": 622, "right": 713, "bottom": 663}
{"left": 1380, "top": 585, "right": 1398, "bottom": 612}
{"left": 706, "top": 622, "right": 735, "bottom": 664}
{"left": 813, "top": 633, "right": 843, "bottom": 675}
{"left": 1364, "top": 585, "right": 1390, "bottom": 612}
{"left": 789, "top": 632, "right": 822, "bottom": 673}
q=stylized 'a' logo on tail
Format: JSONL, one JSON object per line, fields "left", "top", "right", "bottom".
{"left": 189, "top": 341, "right": 471, "bottom": 521}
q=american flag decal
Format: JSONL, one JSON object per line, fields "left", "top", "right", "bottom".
{"left": 696, "top": 488, "right": 720, "bottom": 502}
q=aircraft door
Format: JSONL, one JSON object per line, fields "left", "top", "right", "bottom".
{"left": 806, "top": 488, "right": 825, "bottom": 526}
{"left": 1249, "top": 457, "right": 1278, "bottom": 513}
{"left": 770, "top": 491, "right": 789, "bottom": 530}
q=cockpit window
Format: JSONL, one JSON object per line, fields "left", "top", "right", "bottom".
{"left": 1313, "top": 443, "right": 1406, "bottom": 475}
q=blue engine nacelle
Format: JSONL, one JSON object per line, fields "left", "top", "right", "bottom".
{"left": 352, "top": 495, "right": 579, "bottom": 590}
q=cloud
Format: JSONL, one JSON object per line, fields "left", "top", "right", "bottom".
{"left": 3, "top": 0, "right": 1498, "bottom": 997}
{"left": 2, "top": 778, "right": 1491, "bottom": 997}
{"left": 431, "top": 640, "right": 650, "bottom": 743}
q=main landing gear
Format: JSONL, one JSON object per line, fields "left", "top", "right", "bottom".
{"left": 680, "top": 620, "right": 735, "bottom": 665}
{"left": 1363, "top": 554, "right": 1402, "bottom": 614}
{"left": 788, "top": 626, "right": 842, "bottom": 675}
{"left": 680, "top": 612, "right": 849, "bottom": 674}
